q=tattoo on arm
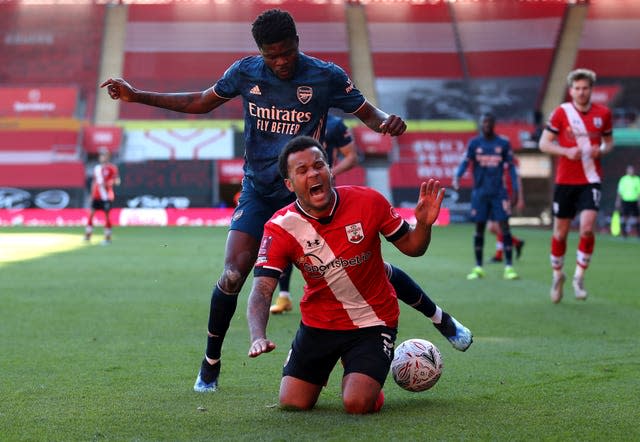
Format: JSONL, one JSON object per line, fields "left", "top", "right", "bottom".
{"left": 247, "top": 277, "right": 279, "bottom": 340}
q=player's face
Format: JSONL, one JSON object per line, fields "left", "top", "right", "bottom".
{"left": 259, "top": 37, "right": 299, "bottom": 80}
{"left": 480, "top": 116, "right": 495, "bottom": 137}
{"left": 569, "top": 79, "right": 592, "bottom": 108}
{"left": 285, "top": 146, "right": 334, "bottom": 217}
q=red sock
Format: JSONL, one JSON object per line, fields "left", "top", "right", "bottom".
{"left": 577, "top": 234, "right": 595, "bottom": 269}
{"left": 550, "top": 237, "right": 567, "bottom": 270}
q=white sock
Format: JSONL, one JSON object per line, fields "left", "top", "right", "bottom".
{"left": 430, "top": 306, "right": 443, "bottom": 324}
{"left": 278, "top": 291, "right": 291, "bottom": 299}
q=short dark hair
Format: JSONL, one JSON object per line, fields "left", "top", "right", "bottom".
{"left": 479, "top": 112, "right": 495, "bottom": 123}
{"left": 251, "top": 9, "right": 297, "bottom": 47}
{"left": 278, "top": 136, "right": 327, "bottom": 179}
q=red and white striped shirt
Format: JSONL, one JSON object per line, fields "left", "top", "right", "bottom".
{"left": 256, "top": 186, "right": 407, "bottom": 330}
{"left": 546, "top": 102, "right": 612, "bottom": 185}
{"left": 91, "top": 163, "right": 119, "bottom": 201}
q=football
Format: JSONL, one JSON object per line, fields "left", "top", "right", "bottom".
{"left": 391, "top": 338, "right": 443, "bottom": 392}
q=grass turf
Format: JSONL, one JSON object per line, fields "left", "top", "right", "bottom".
{"left": 0, "top": 225, "right": 638, "bottom": 441}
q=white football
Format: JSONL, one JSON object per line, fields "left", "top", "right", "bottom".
{"left": 391, "top": 338, "right": 443, "bottom": 392}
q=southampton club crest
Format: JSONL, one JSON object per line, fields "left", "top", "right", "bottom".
{"left": 593, "top": 117, "right": 603, "bottom": 128}
{"left": 297, "top": 86, "right": 313, "bottom": 104}
{"left": 345, "top": 222, "right": 364, "bottom": 244}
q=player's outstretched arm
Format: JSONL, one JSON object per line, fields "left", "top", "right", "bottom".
{"left": 100, "top": 78, "right": 228, "bottom": 114}
{"left": 353, "top": 101, "right": 407, "bottom": 136}
{"left": 247, "top": 276, "right": 279, "bottom": 358}
{"left": 393, "top": 179, "right": 445, "bottom": 257}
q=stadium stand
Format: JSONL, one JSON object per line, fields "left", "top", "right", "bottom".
{"left": 0, "top": 4, "right": 106, "bottom": 120}
{"left": 574, "top": 0, "right": 640, "bottom": 127}
{"left": 452, "top": 2, "right": 567, "bottom": 78}
{"left": 0, "top": 163, "right": 85, "bottom": 188}
{"left": 120, "top": 3, "right": 350, "bottom": 120}
{"left": 0, "top": 129, "right": 81, "bottom": 164}
{"left": 365, "top": 2, "right": 565, "bottom": 122}
{"left": 365, "top": 3, "right": 461, "bottom": 79}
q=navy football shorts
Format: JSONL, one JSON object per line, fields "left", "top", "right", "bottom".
{"left": 230, "top": 179, "right": 295, "bottom": 241}
{"left": 283, "top": 322, "right": 397, "bottom": 387}
{"left": 470, "top": 189, "right": 510, "bottom": 223}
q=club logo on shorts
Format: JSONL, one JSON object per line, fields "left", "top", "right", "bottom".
{"left": 345, "top": 222, "right": 364, "bottom": 244}
{"left": 232, "top": 208, "right": 243, "bottom": 222}
{"left": 297, "top": 86, "right": 313, "bottom": 104}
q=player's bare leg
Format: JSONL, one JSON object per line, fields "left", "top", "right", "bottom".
{"left": 279, "top": 375, "right": 322, "bottom": 411}
{"left": 341, "top": 373, "right": 383, "bottom": 414}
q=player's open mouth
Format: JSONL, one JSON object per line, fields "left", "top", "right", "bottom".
{"left": 309, "top": 183, "right": 324, "bottom": 197}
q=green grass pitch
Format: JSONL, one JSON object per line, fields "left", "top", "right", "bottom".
{"left": 1, "top": 225, "right": 638, "bottom": 441}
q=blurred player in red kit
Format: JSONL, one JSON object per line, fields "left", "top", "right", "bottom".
{"left": 84, "top": 148, "right": 120, "bottom": 245}
{"left": 538, "top": 68, "right": 614, "bottom": 303}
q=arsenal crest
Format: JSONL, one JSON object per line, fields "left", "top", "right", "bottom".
{"left": 345, "top": 222, "right": 364, "bottom": 244}
{"left": 297, "top": 86, "right": 313, "bottom": 104}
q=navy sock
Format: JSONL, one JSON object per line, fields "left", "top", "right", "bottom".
{"left": 388, "top": 264, "right": 437, "bottom": 318}
{"left": 205, "top": 285, "right": 238, "bottom": 361}
{"left": 474, "top": 233, "right": 484, "bottom": 266}
{"left": 279, "top": 263, "right": 293, "bottom": 292}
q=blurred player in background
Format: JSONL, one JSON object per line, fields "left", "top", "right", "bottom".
{"left": 539, "top": 68, "right": 614, "bottom": 303}
{"left": 453, "top": 112, "right": 520, "bottom": 281}
{"left": 247, "top": 136, "right": 445, "bottom": 414}
{"left": 101, "top": 9, "right": 409, "bottom": 393}
{"left": 489, "top": 156, "right": 526, "bottom": 263}
{"left": 271, "top": 115, "right": 472, "bottom": 356}
{"left": 84, "top": 148, "right": 120, "bottom": 245}
{"left": 614, "top": 164, "right": 640, "bottom": 238}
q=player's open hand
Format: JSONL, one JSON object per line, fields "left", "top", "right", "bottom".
{"left": 379, "top": 115, "right": 407, "bottom": 136}
{"left": 248, "top": 338, "right": 276, "bottom": 358}
{"left": 100, "top": 77, "right": 135, "bottom": 102}
{"left": 414, "top": 179, "right": 445, "bottom": 228}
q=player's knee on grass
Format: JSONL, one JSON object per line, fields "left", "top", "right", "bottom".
{"left": 341, "top": 373, "right": 382, "bottom": 414}
{"left": 279, "top": 376, "right": 321, "bottom": 411}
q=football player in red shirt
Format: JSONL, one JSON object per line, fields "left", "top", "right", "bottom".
{"left": 84, "top": 148, "right": 120, "bottom": 244}
{"left": 247, "top": 136, "right": 444, "bottom": 414}
{"left": 539, "top": 68, "right": 614, "bottom": 303}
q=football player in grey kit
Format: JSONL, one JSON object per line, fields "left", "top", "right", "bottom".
{"left": 101, "top": 9, "right": 471, "bottom": 393}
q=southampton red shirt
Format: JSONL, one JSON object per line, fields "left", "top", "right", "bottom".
{"left": 546, "top": 102, "right": 612, "bottom": 185}
{"left": 256, "top": 186, "right": 407, "bottom": 330}
{"left": 91, "top": 163, "right": 119, "bottom": 201}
